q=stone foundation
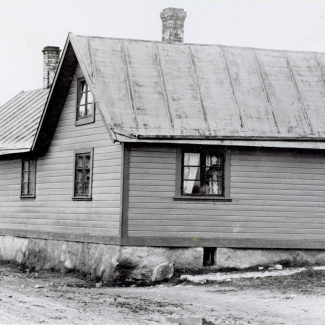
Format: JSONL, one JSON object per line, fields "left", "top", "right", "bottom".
{"left": 217, "top": 248, "right": 325, "bottom": 269}
{"left": 2, "top": 236, "right": 324, "bottom": 281}
{"left": 0, "top": 236, "right": 203, "bottom": 282}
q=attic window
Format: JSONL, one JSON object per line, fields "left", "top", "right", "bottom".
{"left": 76, "top": 78, "right": 95, "bottom": 126}
{"left": 174, "top": 148, "right": 231, "bottom": 201}
{"left": 21, "top": 158, "right": 36, "bottom": 198}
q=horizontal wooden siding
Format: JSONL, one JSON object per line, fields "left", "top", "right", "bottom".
{"left": 127, "top": 145, "right": 325, "bottom": 242}
{"left": 0, "top": 65, "right": 122, "bottom": 237}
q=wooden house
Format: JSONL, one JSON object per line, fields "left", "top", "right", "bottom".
{"left": 2, "top": 8, "right": 325, "bottom": 271}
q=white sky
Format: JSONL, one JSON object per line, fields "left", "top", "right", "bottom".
{"left": 1, "top": 0, "right": 325, "bottom": 106}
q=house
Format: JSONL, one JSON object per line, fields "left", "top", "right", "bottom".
{"left": 2, "top": 7, "right": 325, "bottom": 279}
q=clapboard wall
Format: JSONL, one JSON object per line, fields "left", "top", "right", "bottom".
{"left": 126, "top": 144, "right": 325, "bottom": 248}
{"left": 0, "top": 64, "right": 122, "bottom": 240}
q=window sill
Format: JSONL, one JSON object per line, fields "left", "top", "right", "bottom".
{"left": 20, "top": 195, "right": 36, "bottom": 199}
{"left": 72, "top": 197, "right": 92, "bottom": 201}
{"left": 173, "top": 196, "right": 232, "bottom": 202}
{"left": 75, "top": 116, "right": 95, "bottom": 126}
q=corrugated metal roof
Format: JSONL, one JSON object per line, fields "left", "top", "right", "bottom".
{"left": 70, "top": 34, "right": 325, "bottom": 142}
{"left": 0, "top": 89, "right": 49, "bottom": 155}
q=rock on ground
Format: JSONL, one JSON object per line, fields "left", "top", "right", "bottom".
{"left": 151, "top": 262, "right": 174, "bottom": 282}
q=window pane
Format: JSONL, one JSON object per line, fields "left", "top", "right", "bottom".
{"left": 87, "top": 90, "right": 93, "bottom": 103}
{"left": 205, "top": 168, "right": 223, "bottom": 195}
{"left": 183, "top": 180, "right": 201, "bottom": 194}
{"left": 78, "top": 105, "right": 86, "bottom": 118}
{"left": 28, "top": 182, "right": 34, "bottom": 195}
{"left": 79, "top": 91, "right": 86, "bottom": 106}
{"left": 206, "top": 154, "right": 222, "bottom": 167}
{"left": 76, "top": 170, "right": 83, "bottom": 182}
{"left": 208, "top": 182, "right": 222, "bottom": 195}
{"left": 184, "top": 153, "right": 200, "bottom": 166}
{"left": 85, "top": 103, "right": 93, "bottom": 117}
{"left": 183, "top": 166, "right": 200, "bottom": 180}
{"left": 84, "top": 182, "right": 89, "bottom": 195}
{"left": 22, "top": 182, "right": 28, "bottom": 195}
{"left": 29, "top": 160, "right": 34, "bottom": 173}
{"left": 23, "top": 160, "right": 29, "bottom": 172}
{"left": 76, "top": 182, "right": 83, "bottom": 195}
{"left": 205, "top": 168, "right": 223, "bottom": 181}
{"left": 79, "top": 80, "right": 86, "bottom": 92}
{"left": 76, "top": 155, "right": 83, "bottom": 168}
{"left": 85, "top": 155, "right": 91, "bottom": 169}
{"left": 23, "top": 170, "right": 29, "bottom": 183}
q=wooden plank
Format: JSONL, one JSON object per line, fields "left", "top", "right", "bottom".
{"left": 0, "top": 218, "right": 119, "bottom": 229}
{"left": 128, "top": 219, "right": 325, "bottom": 230}
{"left": 127, "top": 230, "right": 325, "bottom": 239}
{"left": 128, "top": 207, "right": 325, "bottom": 216}
{"left": 0, "top": 228, "right": 121, "bottom": 245}
{"left": 128, "top": 198, "right": 325, "bottom": 208}
{"left": 0, "top": 224, "right": 117, "bottom": 236}
{"left": 121, "top": 236, "right": 325, "bottom": 249}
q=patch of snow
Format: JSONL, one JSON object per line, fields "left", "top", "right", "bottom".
{"left": 180, "top": 266, "right": 325, "bottom": 283}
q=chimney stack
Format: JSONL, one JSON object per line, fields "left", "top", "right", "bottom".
{"left": 160, "top": 8, "right": 186, "bottom": 43}
{"left": 42, "top": 46, "right": 60, "bottom": 89}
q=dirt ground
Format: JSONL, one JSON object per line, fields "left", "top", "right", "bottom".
{"left": 0, "top": 263, "right": 325, "bottom": 325}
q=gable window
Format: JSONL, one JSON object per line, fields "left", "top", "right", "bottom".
{"left": 175, "top": 148, "right": 231, "bottom": 201}
{"left": 21, "top": 158, "right": 36, "bottom": 198}
{"left": 76, "top": 78, "right": 95, "bottom": 126}
{"left": 73, "top": 148, "right": 93, "bottom": 200}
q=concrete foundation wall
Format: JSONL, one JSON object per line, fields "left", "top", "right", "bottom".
{"left": 217, "top": 248, "right": 325, "bottom": 269}
{"left": 0, "top": 236, "right": 202, "bottom": 282}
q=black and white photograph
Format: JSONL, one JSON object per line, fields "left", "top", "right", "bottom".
{"left": 0, "top": 0, "right": 325, "bottom": 324}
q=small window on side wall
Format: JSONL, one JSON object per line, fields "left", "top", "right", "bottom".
{"left": 175, "top": 148, "right": 231, "bottom": 201}
{"left": 73, "top": 148, "right": 93, "bottom": 200}
{"left": 21, "top": 158, "right": 36, "bottom": 198}
{"left": 76, "top": 78, "right": 95, "bottom": 126}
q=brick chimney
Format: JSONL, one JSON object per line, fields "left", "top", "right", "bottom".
{"left": 160, "top": 8, "right": 186, "bottom": 43}
{"left": 42, "top": 46, "right": 60, "bottom": 89}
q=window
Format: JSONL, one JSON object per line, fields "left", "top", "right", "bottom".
{"left": 73, "top": 148, "right": 93, "bottom": 200}
{"left": 76, "top": 78, "right": 95, "bottom": 125}
{"left": 175, "top": 148, "right": 231, "bottom": 201}
{"left": 21, "top": 158, "right": 36, "bottom": 198}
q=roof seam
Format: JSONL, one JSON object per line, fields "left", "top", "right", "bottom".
{"left": 253, "top": 49, "right": 280, "bottom": 134}
{"left": 220, "top": 47, "right": 245, "bottom": 130}
{"left": 313, "top": 53, "right": 325, "bottom": 99}
{"left": 284, "top": 52, "right": 315, "bottom": 136}
{"left": 120, "top": 40, "right": 139, "bottom": 129}
{"left": 155, "top": 44, "right": 174, "bottom": 128}
{"left": 188, "top": 46, "right": 210, "bottom": 131}
{"left": 87, "top": 38, "right": 95, "bottom": 79}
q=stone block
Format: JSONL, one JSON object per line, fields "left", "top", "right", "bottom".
{"left": 151, "top": 262, "right": 174, "bottom": 282}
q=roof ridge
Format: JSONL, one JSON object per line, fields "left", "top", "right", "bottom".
{"left": 70, "top": 33, "right": 325, "bottom": 55}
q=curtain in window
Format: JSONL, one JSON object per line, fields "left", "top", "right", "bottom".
{"left": 183, "top": 153, "right": 200, "bottom": 194}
